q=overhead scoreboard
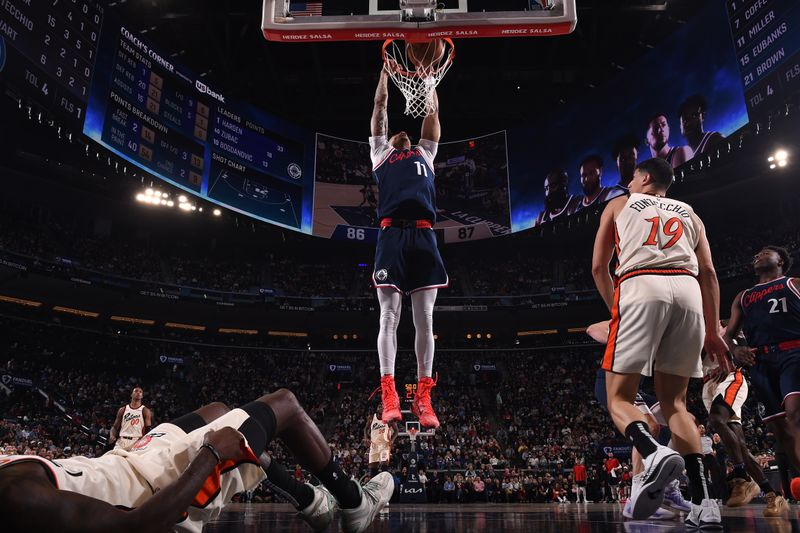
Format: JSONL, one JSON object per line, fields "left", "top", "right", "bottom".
{"left": 727, "top": 0, "right": 800, "bottom": 120}
{"left": 83, "top": 20, "right": 313, "bottom": 232}
{"left": 0, "top": 0, "right": 104, "bottom": 122}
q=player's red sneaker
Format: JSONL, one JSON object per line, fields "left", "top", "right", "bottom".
{"left": 412, "top": 375, "right": 440, "bottom": 429}
{"left": 380, "top": 375, "right": 402, "bottom": 423}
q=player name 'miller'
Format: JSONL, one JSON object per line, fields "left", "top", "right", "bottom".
{"left": 628, "top": 197, "right": 690, "bottom": 217}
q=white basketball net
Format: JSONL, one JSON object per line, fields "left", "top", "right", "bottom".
{"left": 382, "top": 39, "right": 455, "bottom": 119}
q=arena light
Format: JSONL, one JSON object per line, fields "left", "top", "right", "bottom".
{"left": 213, "top": 208, "right": 222, "bottom": 217}
{"left": 769, "top": 149, "right": 789, "bottom": 169}
{"left": 466, "top": 333, "right": 472, "bottom": 339}
{"left": 476, "top": 333, "right": 482, "bottom": 339}
{"left": 0, "top": 294, "right": 42, "bottom": 307}
{"left": 486, "top": 333, "right": 492, "bottom": 339}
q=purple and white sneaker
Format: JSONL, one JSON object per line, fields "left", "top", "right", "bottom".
{"left": 663, "top": 479, "right": 692, "bottom": 513}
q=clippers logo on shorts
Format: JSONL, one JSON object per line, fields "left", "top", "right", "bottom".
{"left": 375, "top": 269, "right": 388, "bottom": 281}
{"left": 740, "top": 277, "right": 800, "bottom": 348}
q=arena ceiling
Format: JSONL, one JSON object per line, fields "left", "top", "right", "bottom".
{"left": 107, "top": 0, "right": 707, "bottom": 137}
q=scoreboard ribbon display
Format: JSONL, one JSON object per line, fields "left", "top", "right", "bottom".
{"left": 727, "top": 0, "right": 800, "bottom": 120}
{"left": 0, "top": 0, "right": 104, "bottom": 122}
{"left": 83, "top": 19, "right": 314, "bottom": 233}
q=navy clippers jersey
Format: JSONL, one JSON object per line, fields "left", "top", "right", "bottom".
{"left": 371, "top": 138, "right": 437, "bottom": 222}
{"left": 740, "top": 277, "right": 800, "bottom": 347}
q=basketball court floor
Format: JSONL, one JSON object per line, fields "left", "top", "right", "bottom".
{"left": 206, "top": 503, "right": 798, "bottom": 532}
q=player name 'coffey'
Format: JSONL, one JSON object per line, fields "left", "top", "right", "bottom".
{"left": 627, "top": 197, "right": 690, "bottom": 217}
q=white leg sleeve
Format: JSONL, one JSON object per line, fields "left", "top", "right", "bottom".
{"left": 411, "top": 288, "right": 437, "bottom": 379}
{"left": 377, "top": 288, "right": 402, "bottom": 376}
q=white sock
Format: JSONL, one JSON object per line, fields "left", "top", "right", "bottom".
{"left": 377, "top": 288, "right": 402, "bottom": 376}
{"left": 411, "top": 289, "right": 437, "bottom": 378}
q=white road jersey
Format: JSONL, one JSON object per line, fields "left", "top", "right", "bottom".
{"left": 120, "top": 404, "right": 146, "bottom": 439}
{"left": 614, "top": 193, "right": 700, "bottom": 277}
{"left": 0, "top": 454, "right": 152, "bottom": 508}
{"left": 370, "top": 415, "right": 391, "bottom": 447}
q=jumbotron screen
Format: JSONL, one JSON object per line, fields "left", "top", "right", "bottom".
{"left": 0, "top": 0, "right": 757, "bottom": 239}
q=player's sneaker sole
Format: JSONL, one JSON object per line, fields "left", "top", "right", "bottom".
{"left": 630, "top": 450, "right": 684, "bottom": 520}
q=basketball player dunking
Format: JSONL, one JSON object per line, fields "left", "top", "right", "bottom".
{"left": 0, "top": 389, "right": 394, "bottom": 532}
{"left": 592, "top": 157, "right": 729, "bottom": 528}
{"left": 723, "top": 246, "right": 800, "bottom": 515}
{"left": 109, "top": 386, "right": 152, "bottom": 451}
{"left": 370, "top": 65, "right": 447, "bottom": 429}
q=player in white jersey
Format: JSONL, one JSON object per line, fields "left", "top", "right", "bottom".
{"left": 592, "top": 157, "right": 729, "bottom": 528}
{"left": 109, "top": 386, "right": 153, "bottom": 451}
{"left": 364, "top": 403, "right": 398, "bottom": 477}
{"left": 0, "top": 389, "right": 395, "bottom": 533}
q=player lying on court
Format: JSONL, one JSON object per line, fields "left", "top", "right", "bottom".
{"left": 370, "top": 61, "right": 447, "bottom": 429}
{"left": 592, "top": 157, "right": 730, "bottom": 529}
{"left": 0, "top": 389, "right": 393, "bottom": 533}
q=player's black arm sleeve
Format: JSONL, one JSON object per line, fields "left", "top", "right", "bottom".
{"left": 1, "top": 448, "right": 220, "bottom": 533}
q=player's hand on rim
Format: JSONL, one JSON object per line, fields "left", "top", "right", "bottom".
{"left": 203, "top": 427, "right": 248, "bottom": 462}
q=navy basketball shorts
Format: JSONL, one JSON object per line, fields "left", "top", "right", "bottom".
{"left": 749, "top": 349, "right": 800, "bottom": 422}
{"left": 373, "top": 226, "right": 448, "bottom": 294}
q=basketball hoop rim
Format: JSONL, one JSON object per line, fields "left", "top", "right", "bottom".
{"left": 382, "top": 38, "right": 455, "bottom": 79}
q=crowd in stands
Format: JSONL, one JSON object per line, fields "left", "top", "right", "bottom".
{"left": 0, "top": 316, "right": 783, "bottom": 505}
{"left": 1, "top": 189, "right": 799, "bottom": 300}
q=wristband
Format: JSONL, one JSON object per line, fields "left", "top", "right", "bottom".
{"left": 200, "top": 443, "right": 222, "bottom": 464}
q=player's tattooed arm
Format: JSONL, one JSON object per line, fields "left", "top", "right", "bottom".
{"left": 371, "top": 68, "right": 390, "bottom": 137}
{"left": 421, "top": 89, "right": 441, "bottom": 143}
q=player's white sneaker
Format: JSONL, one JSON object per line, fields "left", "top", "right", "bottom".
{"left": 297, "top": 483, "right": 338, "bottom": 532}
{"left": 629, "top": 446, "right": 684, "bottom": 520}
{"left": 623, "top": 473, "right": 676, "bottom": 520}
{"left": 340, "top": 472, "right": 395, "bottom": 533}
{"left": 685, "top": 498, "right": 722, "bottom": 529}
